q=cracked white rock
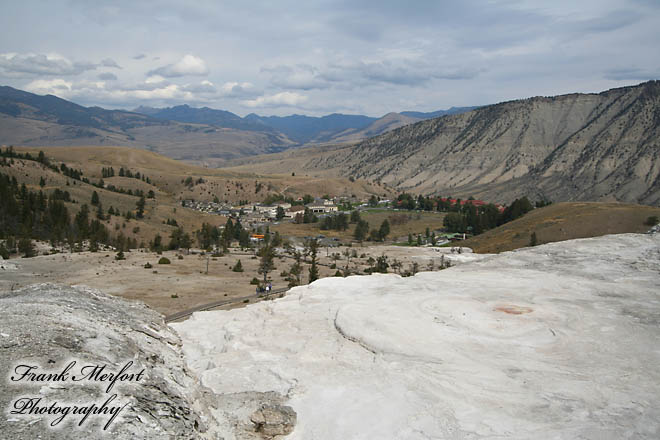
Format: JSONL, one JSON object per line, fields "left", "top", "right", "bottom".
{"left": 173, "top": 233, "right": 660, "bottom": 439}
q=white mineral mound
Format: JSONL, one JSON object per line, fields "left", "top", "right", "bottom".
{"left": 172, "top": 234, "right": 660, "bottom": 439}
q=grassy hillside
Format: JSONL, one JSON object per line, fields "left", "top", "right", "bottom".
{"left": 3, "top": 146, "right": 391, "bottom": 246}
{"left": 460, "top": 202, "right": 660, "bottom": 253}
{"left": 13, "top": 146, "right": 390, "bottom": 200}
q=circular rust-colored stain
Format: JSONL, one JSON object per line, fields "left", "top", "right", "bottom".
{"left": 495, "top": 305, "right": 533, "bottom": 315}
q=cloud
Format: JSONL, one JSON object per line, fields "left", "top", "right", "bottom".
{"left": 603, "top": 67, "right": 660, "bottom": 81}
{"left": 20, "top": 76, "right": 261, "bottom": 109}
{"left": 100, "top": 58, "right": 121, "bottom": 69}
{"left": 133, "top": 54, "right": 147, "bottom": 60}
{"left": 97, "top": 72, "right": 117, "bottom": 80}
{"left": 149, "top": 54, "right": 209, "bottom": 77}
{"left": 264, "top": 59, "right": 480, "bottom": 91}
{"left": 263, "top": 65, "right": 331, "bottom": 90}
{"left": 577, "top": 10, "right": 642, "bottom": 34}
{"left": 0, "top": 53, "right": 96, "bottom": 76}
{"left": 218, "top": 81, "right": 261, "bottom": 98}
{"left": 24, "top": 78, "right": 73, "bottom": 95}
{"left": 242, "top": 91, "right": 308, "bottom": 108}
{"left": 182, "top": 79, "right": 216, "bottom": 94}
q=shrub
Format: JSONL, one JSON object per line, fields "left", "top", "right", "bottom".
{"left": 0, "top": 243, "right": 9, "bottom": 260}
{"left": 530, "top": 232, "right": 538, "bottom": 247}
{"left": 171, "top": 293, "right": 178, "bottom": 298}
{"left": 115, "top": 251, "right": 125, "bottom": 261}
{"left": 144, "top": 262, "right": 153, "bottom": 269}
{"left": 646, "top": 215, "right": 659, "bottom": 226}
{"left": 158, "top": 257, "right": 171, "bottom": 264}
{"left": 232, "top": 260, "right": 244, "bottom": 272}
{"left": 250, "top": 277, "right": 260, "bottom": 285}
{"left": 177, "top": 255, "right": 184, "bottom": 260}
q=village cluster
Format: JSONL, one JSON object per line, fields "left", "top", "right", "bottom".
{"left": 183, "top": 197, "right": 349, "bottom": 225}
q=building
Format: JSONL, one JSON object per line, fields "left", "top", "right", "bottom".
{"left": 306, "top": 198, "right": 338, "bottom": 214}
{"left": 285, "top": 205, "right": 306, "bottom": 219}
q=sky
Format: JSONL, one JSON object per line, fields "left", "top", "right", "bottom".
{"left": 1, "top": 0, "right": 658, "bottom": 117}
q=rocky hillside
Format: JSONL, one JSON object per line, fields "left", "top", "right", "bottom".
{"left": 327, "top": 81, "right": 660, "bottom": 204}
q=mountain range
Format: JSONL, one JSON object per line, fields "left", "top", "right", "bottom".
{"left": 0, "top": 85, "right": 474, "bottom": 163}
{"left": 220, "top": 81, "right": 660, "bottom": 205}
{"left": 0, "top": 86, "right": 294, "bottom": 163}
{"left": 2, "top": 82, "right": 659, "bottom": 205}
{"left": 134, "top": 104, "right": 478, "bottom": 144}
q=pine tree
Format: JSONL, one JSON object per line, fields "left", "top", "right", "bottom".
{"left": 136, "top": 196, "right": 145, "bottom": 219}
{"left": 354, "top": 219, "right": 369, "bottom": 241}
{"left": 530, "top": 232, "right": 538, "bottom": 247}
{"left": 276, "top": 206, "right": 285, "bottom": 220}
{"left": 378, "top": 219, "right": 390, "bottom": 241}
{"left": 18, "top": 236, "right": 35, "bottom": 257}
{"left": 257, "top": 245, "right": 276, "bottom": 285}
{"left": 307, "top": 238, "right": 319, "bottom": 283}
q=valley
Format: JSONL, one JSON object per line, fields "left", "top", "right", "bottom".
{"left": 1, "top": 83, "right": 659, "bottom": 440}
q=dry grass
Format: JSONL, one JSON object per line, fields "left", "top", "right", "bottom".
{"left": 461, "top": 202, "right": 660, "bottom": 253}
{"left": 1, "top": 244, "right": 447, "bottom": 316}
{"left": 14, "top": 146, "right": 390, "bottom": 202}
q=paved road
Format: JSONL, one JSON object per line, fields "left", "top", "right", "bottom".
{"left": 164, "top": 287, "right": 288, "bottom": 323}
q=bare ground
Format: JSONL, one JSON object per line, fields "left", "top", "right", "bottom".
{"left": 0, "top": 244, "right": 459, "bottom": 317}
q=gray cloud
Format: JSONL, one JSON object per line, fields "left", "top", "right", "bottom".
{"left": 0, "top": 53, "right": 96, "bottom": 76}
{"left": 100, "top": 58, "right": 121, "bottom": 69}
{"left": 604, "top": 67, "right": 660, "bottom": 81}
{"left": 265, "top": 60, "right": 481, "bottom": 91}
{"left": 98, "top": 72, "right": 117, "bottom": 80}
{"left": 1, "top": 1, "right": 658, "bottom": 115}
{"left": 263, "top": 65, "right": 332, "bottom": 90}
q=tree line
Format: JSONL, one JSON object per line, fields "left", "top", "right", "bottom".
{"left": 0, "top": 171, "right": 130, "bottom": 258}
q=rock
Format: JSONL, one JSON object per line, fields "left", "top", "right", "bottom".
{"left": 250, "top": 404, "right": 296, "bottom": 437}
{"left": 0, "top": 283, "right": 221, "bottom": 439}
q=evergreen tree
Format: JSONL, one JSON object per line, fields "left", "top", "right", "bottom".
{"left": 354, "top": 219, "right": 369, "bottom": 241}
{"left": 150, "top": 234, "right": 163, "bottom": 252}
{"left": 530, "top": 232, "right": 538, "bottom": 247}
{"left": 287, "top": 250, "right": 303, "bottom": 287}
{"left": 276, "top": 206, "right": 285, "bottom": 220}
{"left": 378, "top": 219, "right": 390, "bottom": 241}
{"left": 307, "top": 238, "right": 319, "bottom": 283}
{"left": 136, "top": 196, "right": 145, "bottom": 219}
{"left": 18, "top": 236, "right": 35, "bottom": 257}
{"left": 257, "top": 245, "right": 276, "bottom": 285}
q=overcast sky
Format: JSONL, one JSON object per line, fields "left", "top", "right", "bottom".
{"left": 1, "top": 0, "right": 658, "bottom": 116}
